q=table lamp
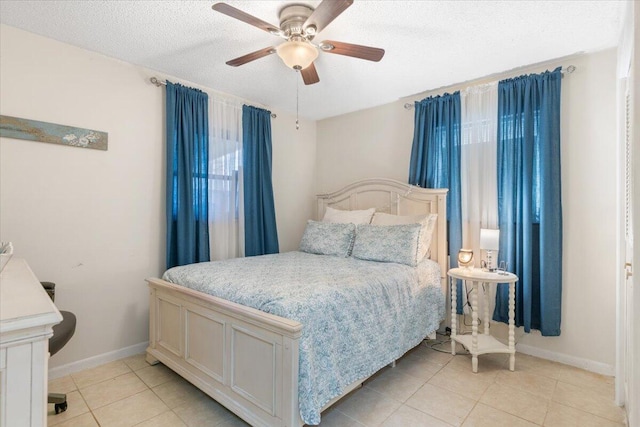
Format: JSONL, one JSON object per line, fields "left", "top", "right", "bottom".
{"left": 457, "top": 249, "right": 474, "bottom": 269}
{"left": 480, "top": 228, "right": 500, "bottom": 271}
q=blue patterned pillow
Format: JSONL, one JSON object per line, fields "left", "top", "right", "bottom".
{"left": 299, "top": 220, "right": 356, "bottom": 257}
{"left": 371, "top": 212, "right": 438, "bottom": 261}
{"left": 352, "top": 223, "right": 422, "bottom": 267}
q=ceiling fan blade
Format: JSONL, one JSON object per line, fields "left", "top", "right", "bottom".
{"left": 320, "top": 40, "right": 385, "bottom": 62}
{"left": 226, "top": 47, "right": 276, "bottom": 67}
{"left": 303, "top": 0, "right": 353, "bottom": 34}
{"left": 301, "top": 63, "right": 320, "bottom": 85}
{"left": 212, "top": 3, "right": 280, "bottom": 35}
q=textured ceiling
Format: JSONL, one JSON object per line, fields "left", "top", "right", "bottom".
{"left": 0, "top": 1, "right": 626, "bottom": 120}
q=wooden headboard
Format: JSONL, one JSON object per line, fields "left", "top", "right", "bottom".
{"left": 316, "top": 178, "right": 448, "bottom": 293}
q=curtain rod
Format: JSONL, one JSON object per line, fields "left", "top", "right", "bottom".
{"left": 403, "top": 65, "right": 576, "bottom": 110}
{"left": 150, "top": 77, "right": 277, "bottom": 118}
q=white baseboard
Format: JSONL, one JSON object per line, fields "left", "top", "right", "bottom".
{"left": 516, "top": 343, "right": 615, "bottom": 376}
{"left": 48, "top": 341, "right": 149, "bottom": 380}
{"left": 47, "top": 339, "right": 615, "bottom": 380}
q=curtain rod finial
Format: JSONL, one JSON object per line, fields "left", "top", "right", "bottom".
{"left": 150, "top": 77, "right": 164, "bottom": 87}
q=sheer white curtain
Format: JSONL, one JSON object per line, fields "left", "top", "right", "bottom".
{"left": 460, "top": 82, "right": 499, "bottom": 265}
{"left": 208, "top": 97, "right": 244, "bottom": 260}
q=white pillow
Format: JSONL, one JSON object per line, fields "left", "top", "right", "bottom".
{"left": 372, "top": 212, "right": 437, "bottom": 261}
{"left": 322, "top": 206, "right": 375, "bottom": 225}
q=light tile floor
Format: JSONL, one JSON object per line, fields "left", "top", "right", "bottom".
{"left": 47, "top": 340, "right": 628, "bottom": 427}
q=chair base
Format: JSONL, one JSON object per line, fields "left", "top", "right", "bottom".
{"left": 48, "top": 393, "right": 67, "bottom": 414}
{"left": 41, "top": 282, "right": 74, "bottom": 416}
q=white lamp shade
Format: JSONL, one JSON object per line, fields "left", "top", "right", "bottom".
{"left": 480, "top": 228, "right": 500, "bottom": 250}
{"left": 276, "top": 40, "right": 318, "bottom": 70}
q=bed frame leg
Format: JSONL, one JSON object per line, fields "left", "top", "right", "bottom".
{"left": 389, "top": 360, "right": 396, "bottom": 368}
{"left": 427, "top": 332, "right": 436, "bottom": 340}
{"left": 146, "top": 353, "right": 159, "bottom": 366}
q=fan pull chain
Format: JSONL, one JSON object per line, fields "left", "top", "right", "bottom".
{"left": 296, "top": 72, "right": 300, "bottom": 130}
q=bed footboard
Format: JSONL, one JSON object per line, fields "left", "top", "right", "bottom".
{"left": 146, "top": 278, "right": 303, "bottom": 427}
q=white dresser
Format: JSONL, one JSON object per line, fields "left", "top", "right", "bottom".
{"left": 0, "top": 258, "right": 62, "bottom": 427}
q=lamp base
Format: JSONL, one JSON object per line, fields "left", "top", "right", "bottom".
{"left": 484, "top": 250, "right": 497, "bottom": 272}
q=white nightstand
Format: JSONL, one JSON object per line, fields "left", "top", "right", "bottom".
{"left": 447, "top": 267, "right": 519, "bottom": 373}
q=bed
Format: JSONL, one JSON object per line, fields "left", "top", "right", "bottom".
{"left": 146, "top": 178, "right": 448, "bottom": 426}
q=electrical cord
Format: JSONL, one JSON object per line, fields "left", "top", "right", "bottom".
{"left": 424, "top": 332, "right": 470, "bottom": 354}
{"left": 430, "top": 283, "right": 525, "bottom": 356}
{"left": 462, "top": 282, "right": 486, "bottom": 330}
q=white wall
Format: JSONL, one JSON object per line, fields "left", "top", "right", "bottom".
{"left": 0, "top": 24, "right": 316, "bottom": 370}
{"left": 518, "top": 50, "right": 618, "bottom": 373}
{"left": 271, "top": 113, "right": 317, "bottom": 252}
{"left": 316, "top": 101, "right": 413, "bottom": 193}
{"left": 317, "top": 50, "right": 619, "bottom": 373}
{"left": 0, "top": 22, "right": 620, "bottom": 376}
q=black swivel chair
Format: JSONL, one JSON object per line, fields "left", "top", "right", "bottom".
{"left": 41, "top": 282, "right": 77, "bottom": 414}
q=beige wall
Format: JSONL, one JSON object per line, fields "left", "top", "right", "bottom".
{"left": 0, "top": 22, "right": 620, "bottom": 375}
{"left": 272, "top": 113, "right": 317, "bottom": 252}
{"left": 316, "top": 101, "right": 413, "bottom": 193}
{"left": 519, "top": 50, "right": 617, "bottom": 373}
{"left": 0, "top": 24, "right": 317, "bottom": 369}
{"left": 317, "top": 50, "right": 619, "bottom": 373}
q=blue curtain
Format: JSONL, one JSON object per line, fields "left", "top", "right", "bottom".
{"left": 242, "top": 105, "right": 279, "bottom": 256}
{"left": 493, "top": 67, "right": 563, "bottom": 336}
{"left": 165, "top": 81, "right": 210, "bottom": 269}
{"left": 408, "top": 92, "right": 463, "bottom": 312}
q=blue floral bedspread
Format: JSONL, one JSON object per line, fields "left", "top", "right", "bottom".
{"left": 163, "top": 251, "right": 445, "bottom": 425}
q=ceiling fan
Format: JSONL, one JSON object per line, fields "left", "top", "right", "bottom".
{"left": 211, "top": 0, "right": 385, "bottom": 85}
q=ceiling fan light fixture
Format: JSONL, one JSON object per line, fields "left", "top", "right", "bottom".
{"left": 276, "top": 40, "right": 318, "bottom": 70}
